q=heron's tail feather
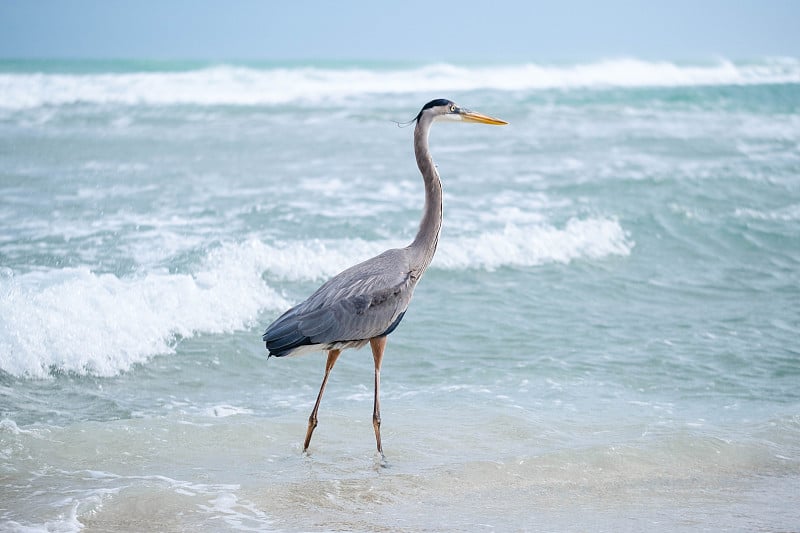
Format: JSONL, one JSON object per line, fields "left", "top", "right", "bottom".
{"left": 262, "top": 306, "right": 310, "bottom": 357}
{"left": 263, "top": 319, "right": 313, "bottom": 357}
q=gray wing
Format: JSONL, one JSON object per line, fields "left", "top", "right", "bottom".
{"left": 263, "top": 248, "right": 418, "bottom": 357}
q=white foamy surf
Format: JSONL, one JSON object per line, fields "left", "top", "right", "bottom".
{"left": 437, "top": 218, "right": 632, "bottom": 270}
{"left": 0, "top": 241, "right": 289, "bottom": 378}
{"left": 0, "top": 218, "right": 630, "bottom": 378}
{"left": 1, "top": 58, "right": 798, "bottom": 110}
{"left": 240, "top": 217, "right": 632, "bottom": 281}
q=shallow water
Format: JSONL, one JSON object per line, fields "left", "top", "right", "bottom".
{"left": 1, "top": 59, "right": 799, "bottom": 531}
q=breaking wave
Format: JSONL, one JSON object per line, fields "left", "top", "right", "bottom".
{"left": 0, "top": 217, "right": 630, "bottom": 378}
{"left": 1, "top": 58, "right": 798, "bottom": 109}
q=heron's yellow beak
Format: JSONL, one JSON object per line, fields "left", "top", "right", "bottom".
{"left": 459, "top": 109, "right": 508, "bottom": 125}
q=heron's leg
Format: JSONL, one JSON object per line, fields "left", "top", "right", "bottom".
{"left": 303, "top": 349, "right": 341, "bottom": 453}
{"left": 369, "top": 336, "right": 387, "bottom": 457}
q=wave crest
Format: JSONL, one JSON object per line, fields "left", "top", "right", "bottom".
{"left": 438, "top": 218, "right": 633, "bottom": 270}
{"left": 0, "top": 218, "right": 631, "bottom": 378}
{"left": 0, "top": 241, "right": 289, "bottom": 378}
{"left": 1, "top": 58, "right": 798, "bottom": 109}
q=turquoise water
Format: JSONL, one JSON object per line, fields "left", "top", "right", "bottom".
{"left": 1, "top": 59, "right": 799, "bottom": 531}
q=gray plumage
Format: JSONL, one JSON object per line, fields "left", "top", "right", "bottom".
{"left": 261, "top": 99, "right": 506, "bottom": 456}
{"left": 264, "top": 248, "right": 417, "bottom": 357}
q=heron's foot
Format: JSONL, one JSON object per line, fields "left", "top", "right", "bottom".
{"left": 373, "top": 451, "right": 389, "bottom": 469}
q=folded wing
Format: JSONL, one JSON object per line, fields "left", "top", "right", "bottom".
{"left": 263, "top": 249, "right": 416, "bottom": 357}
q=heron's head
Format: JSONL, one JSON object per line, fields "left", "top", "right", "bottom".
{"left": 415, "top": 98, "right": 508, "bottom": 126}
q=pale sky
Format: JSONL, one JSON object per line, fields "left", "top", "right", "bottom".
{"left": 1, "top": 0, "right": 799, "bottom": 62}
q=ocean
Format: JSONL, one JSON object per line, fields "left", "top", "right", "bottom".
{"left": 1, "top": 58, "right": 799, "bottom": 531}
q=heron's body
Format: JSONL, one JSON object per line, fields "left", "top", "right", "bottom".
{"left": 262, "top": 99, "right": 506, "bottom": 456}
{"left": 265, "top": 248, "right": 419, "bottom": 357}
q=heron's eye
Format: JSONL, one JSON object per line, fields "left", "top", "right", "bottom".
{"left": 450, "top": 105, "right": 456, "bottom": 112}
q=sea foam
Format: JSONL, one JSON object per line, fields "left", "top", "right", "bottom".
{"left": 1, "top": 58, "right": 798, "bottom": 110}
{"left": 0, "top": 241, "right": 289, "bottom": 378}
{"left": 0, "top": 218, "right": 630, "bottom": 378}
{"left": 437, "top": 218, "right": 632, "bottom": 270}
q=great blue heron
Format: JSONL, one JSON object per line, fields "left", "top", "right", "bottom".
{"left": 263, "top": 99, "right": 507, "bottom": 456}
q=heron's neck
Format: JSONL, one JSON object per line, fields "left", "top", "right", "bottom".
{"left": 409, "top": 116, "right": 442, "bottom": 272}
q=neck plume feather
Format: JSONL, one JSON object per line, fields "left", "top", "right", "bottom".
{"left": 408, "top": 114, "right": 443, "bottom": 273}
